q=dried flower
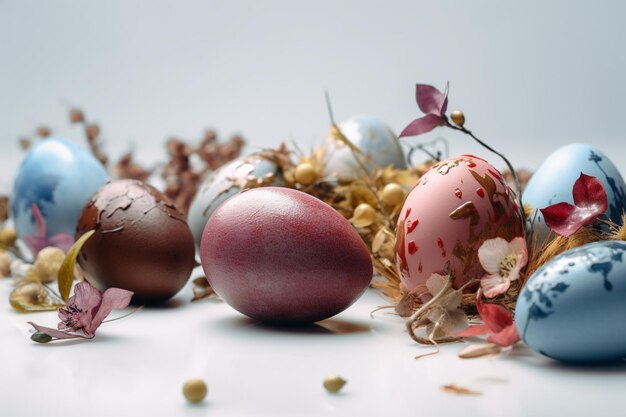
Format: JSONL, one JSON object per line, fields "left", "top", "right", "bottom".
{"left": 441, "top": 384, "right": 481, "bottom": 396}
{"left": 32, "top": 247, "right": 66, "bottom": 283}
{"left": 36, "top": 126, "right": 51, "bottom": 138}
{"left": 0, "top": 251, "right": 10, "bottom": 277}
{"left": 0, "top": 226, "right": 17, "bottom": 249}
{"left": 454, "top": 294, "right": 520, "bottom": 347}
{"left": 540, "top": 173, "right": 608, "bottom": 237}
{"left": 69, "top": 108, "right": 85, "bottom": 123}
{"left": 399, "top": 83, "right": 449, "bottom": 137}
{"left": 423, "top": 273, "right": 468, "bottom": 337}
{"left": 10, "top": 282, "right": 63, "bottom": 312}
{"left": 478, "top": 237, "right": 528, "bottom": 298}
{"left": 22, "top": 204, "right": 74, "bottom": 257}
{"left": 28, "top": 281, "right": 133, "bottom": 342}
{"left": 350, "top": 203, "right": 377, "bottom": 228}
{"left": 0, "top": 195, "right": 9, "bottom": 223}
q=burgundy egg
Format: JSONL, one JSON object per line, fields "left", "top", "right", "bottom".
{"left": 200, "top": 187, "right": 373, "bottom": 324}
{"left": 76, "top": 180, "right": 195, "bottom": 304}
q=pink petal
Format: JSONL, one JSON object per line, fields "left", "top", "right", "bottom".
{"left": 478, "top": 237, "right": 510, "bottom": 275}
{"left": 508, "top": 237, "right": 528, "bottom": 268}
{"left": 31, "top": 204, "right": 47, "bottom": 238}
{"left": 22, "top": 235, "right": 49, "bottom": 258}
{"left": 454, "top": 324, "right": 491, "bottom": 338}
{"left": 439, "top": 81, "right": 449, "bottom": 115}
{"left": 476, "top": 298, "right": 514, "bottom": 333}
{"left": 480, "top": 274, "right": 511, "bottom": 298}
{"left": 67, "top": 281, "right": 102, "bottom": 317}
{"left": 486, "top": 324, "right": 520, "bottom": 347}
{"left": 415, "top": 84, "right": 447, "bottom": 116}
{"left": 28, "top": 322, "right": 94, "bottom": 340}
{"left": 48, "top": 233, "right": 75, "bottom": 253}
{"left": 572, "top": 173, "right": 608, "bottom": 211}
{"left": 399, "top": 114, "right": 445, "bottom": 138}
{"left": 540, "top": 202, "right": 578, "bottom": 237}
{"left": 88, "top": 287, "right": 134, "bottom": 333}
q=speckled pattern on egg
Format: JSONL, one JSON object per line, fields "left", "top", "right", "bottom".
{"left": 515, "top": 240, "right": 626, "bottom": 362}
{"left": 396, "top": 155, "right": 524, "bottom": 290}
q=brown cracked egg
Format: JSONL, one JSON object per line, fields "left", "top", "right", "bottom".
{"left": 76, "top": 179, "right": 195, "bottom": 304}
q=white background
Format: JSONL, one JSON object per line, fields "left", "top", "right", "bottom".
{"left": 1, "top": 2, "right": 626, "bottom": 416}
{"left": 1, "top": 0, "right": 626, "bottom": 191}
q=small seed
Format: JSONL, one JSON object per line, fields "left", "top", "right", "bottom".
{"left": 381, "top": 183, "right": 405, "bottom": 207}
{"left": 450, "top": 110, "right": 465, "bottom": 127}
{"left": 294, "top": 163, "right": 317, "bottom": 186}
{"left": 31, "top": 332, "right": 52, "bottom": 343}
{"left": 183, "top": 378, "right": 208, "bottom": 403}
{"left": 323, "top": 375, "right": 347, "bottom": 393}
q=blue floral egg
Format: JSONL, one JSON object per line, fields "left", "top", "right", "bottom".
{"left": 515, "top": 240, "right": 626, "bottom": 362}
{"left": 523, "top": 143, "right": 626, "bottom": 238}
{"left": 320, "top": 115, "right": 407, "bottom": 180}
{"left": 11, "top": 138, "right": 108, "bottom": 239}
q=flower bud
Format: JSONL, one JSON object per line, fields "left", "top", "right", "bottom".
{"left": 294, "top": 163, "right": 317, "bottom": 186}
{"left": 451, "top": 110, "right": 465, "bottom": 127}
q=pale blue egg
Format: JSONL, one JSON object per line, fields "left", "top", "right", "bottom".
{"left": 11, "top": 137, "right": 108, "bottom": 239}
{"left": 523, "top": 143, "right": 626, "bottom": 237}
{"left": 321, "top": 115, "right": 407, "bottom": 180}
{"left": 187, "top": 154, "right": 285, "bottom": 249}
{"left": 515, "top": 240, "right": 626, "bottom": 362}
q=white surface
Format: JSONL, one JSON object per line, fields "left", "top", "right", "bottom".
{"left": 1, "top": 276, "right": 626, "bottom": 417}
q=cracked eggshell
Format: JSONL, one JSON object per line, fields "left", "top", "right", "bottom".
{"left": 187, "top": 154, "right": 285, "bottom": 249}
{"left": 199, "top": 187, "right": 373, "bottom": 324}
{"left": 76, "top": 179, "right": 195, "bottom": 304}
{"left": 320, "top": 115, "right": 407, "bottom": 181}
{"left": 11, "top": 137, "right": 108, "bottom": 239}
{"left": 515, "top": 240, "right": 626, "bottom": 362}
{"left": 396, "top": 155, "right": 524, "bottom": 290}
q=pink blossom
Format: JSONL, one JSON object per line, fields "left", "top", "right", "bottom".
{"left": 454, "top": 294, "right": 520, "bottom": 347}
{"left": 23, "top": 204, "right": 75, "bottom": 257}
{"left": 478, "top": 237, "right": 528, "bottom": 298}
{"left": 540, "top": 173, "right": 608, "bottom": 237}
{"left": 29, "top": 281, "right": 133, "bottom": 342}
{"left": 399, "top": 83, "right": 449, "bottom": 137}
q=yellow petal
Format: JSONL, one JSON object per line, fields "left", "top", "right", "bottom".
{"left": 58, "top": 230, "right": 95, "bottom": 301}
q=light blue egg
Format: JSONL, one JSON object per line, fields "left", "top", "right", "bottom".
{"left": 321, "top": 114, "right": 407, "bottom": 180}
{"left": 515, "top": 240, "right": 626, "bottom": 362}
{"left": 187, "top": 154, "right": 285, "bottom": 249}
{"left": 11, "top": 137, "right": 108, "bottom": 239}
{"left": 523, "top": 143, "right": 626, "bottom": 238}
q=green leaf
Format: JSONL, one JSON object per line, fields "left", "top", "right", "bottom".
{"left": 58, "top": 230, "right": 95, "bottom": 301}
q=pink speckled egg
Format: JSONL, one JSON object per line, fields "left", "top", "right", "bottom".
{"left": 200, "top": 187, "right": 373, "bottom": 324}
{"left": 396, "top": 155, "right": 524, "bottom": 290}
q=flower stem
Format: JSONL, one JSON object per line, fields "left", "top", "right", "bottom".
{"left": 446, "top": 122, "right": 522, "bottom": 204}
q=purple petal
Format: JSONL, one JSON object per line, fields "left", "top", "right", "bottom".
{"left": 48, "top": 233, "right": 75, "bottom": 252}
{"left": 89, "top": 287, "right": 133, "bottom": 333}
{"left": 415, "top": 84, "right": 447, "bottom": 116}
{"left": 71, "top": 281, "right": 103, "bottom": 321}
{"left": 28, "top": 322, "right": 94, "bottom": 340}
{"left": 31, "top": 204, "right": 47, "bottom": 238}
{"left": 439, "top": 81, "right": 449, "bottom": 115}
{"left": 22, "top": 235, "right": 49, "bottom": 258}
{"left": 399, "top": 114, "right": 446, "bottom": 138}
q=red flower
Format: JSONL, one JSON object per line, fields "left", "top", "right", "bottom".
{"left": 454, "top": 295, "right": 520, "bottom": 347}
{"left": 540, "top": 173, "right": 608, "bottom": 237}
{"left": 399, "top": 83, "right": 449, "bottom": 137}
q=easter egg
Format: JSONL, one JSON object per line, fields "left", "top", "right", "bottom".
{"left": 515, "top": 240, "right": 626, "bottom": 362}
{"left": 187, "top": 153, "right": 285, "bottom": 249}
{"left": 11, "top": 138, "right": 108, "bottom": 239}
{"left": 396, "top": 155, "right": 524, "bottom": 290}
{"left": 523, "top": 143, "right": 626, "bottom": 237}
{"left": 321, "top": 115, "right": 407, "bottom": 180}
{"left": 76, "top": 180, "right": 195, "bottom": 304}
{"left": 199, "top": 187, "right": 373, "bottom": 324}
